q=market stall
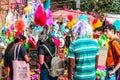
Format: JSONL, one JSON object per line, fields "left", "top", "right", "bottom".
{"left": 0, "top": 0, "right": 120, "bottom": 80}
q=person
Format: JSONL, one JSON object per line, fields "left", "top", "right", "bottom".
{"left": 103, "top": 24, "right": 120, "bottom": 80}
{"left": 68, "top": 20, "right": 99, "bottom": 80}
{"left": 4, "top": 34, "right": 30, "bottom": 80}
{"left": 37, "top": 31, "right": 58, "bottom": 80}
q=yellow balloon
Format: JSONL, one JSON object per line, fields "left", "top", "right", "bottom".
{"left": 92, "top": 19, "right": 102, "bottom": 30}
{"left": 5, "top": 22, "right": 9, "bottom": 27}
{"left": 24, "top": 5, "right": 32, "bottom": 13}
{"left": 0, "top": 59, "right": 4, "bottom": 67}
{"left": 67, "top": 19, "right": 76, "bottom": 29}
{"left": 30, "top": 71, "right": 35, "bottom": 75}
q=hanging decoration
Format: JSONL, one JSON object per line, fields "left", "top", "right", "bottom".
{"left": 53, "top": 37, "right": 60, "bottom": 47}
{"left": 113, "top": 20, "right": 120, "bottom": 31}
{"left": 24, "top": 5, "right": 32, "bottom": 13}
{"left": 72, "top": 20, "right": 93, "bottom": 36}
{"left": 78, "top": 14, "right": 88, "bottom": 22}
{"left": 67, "top": 19, "right": 76, "bottom": 29}
{"left": 66, "top": 15, "right": 76, "bottom": 29}
{"left": 92, "top": 18, "right": 102, "bottom": 30}
{"left": 16, "top": 20, "right": 25, "bottom": 32}
{"left": 43, "top": 0, "right": 51, "bottom": 10}
{"left": 34, "top": 4, "right": 47, "bottom": 26}
{"left": 46, "top": 9, "right": 54, "bottom": 26}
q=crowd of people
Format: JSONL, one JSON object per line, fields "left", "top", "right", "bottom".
{"left": 2, "top": 19, "right": 120, "bottom": 80}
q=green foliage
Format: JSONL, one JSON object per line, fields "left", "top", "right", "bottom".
{"left": 80, "top": 0, "right": 120, "bottom": 15}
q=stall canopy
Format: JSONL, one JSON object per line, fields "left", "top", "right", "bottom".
{"left": 52, "top": 10, "right": 82, "bottom": 20}
{"left": 52, "top": 10, "right": 94, "bottom": 22}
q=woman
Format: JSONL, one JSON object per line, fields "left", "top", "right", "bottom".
{"left": 4, "top": 34, "right": 30, "bottom": 80}
{"left": 37, "top": 31, "right": 58, "bottom": 80}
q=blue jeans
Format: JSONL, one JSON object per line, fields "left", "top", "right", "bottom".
{"left": 40, "top": 69, "right": 58, "bottom": 80}
{"left": 106, "top": 66, "right": 116, "bottom": 80}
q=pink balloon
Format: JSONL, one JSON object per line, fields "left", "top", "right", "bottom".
{"left": 53, "top": 37, "right": 60, "bottom": 47}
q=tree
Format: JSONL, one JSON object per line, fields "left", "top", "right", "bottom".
{"left": 80, "top": 0, "right": 120, "bottom": 15}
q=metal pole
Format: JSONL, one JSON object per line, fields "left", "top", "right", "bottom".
{"left": 76, "top": 0, "right": 80, "bottom": 9}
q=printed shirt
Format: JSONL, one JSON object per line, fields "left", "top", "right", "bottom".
{"left": 106, "top": 39, "right": 120, "bottom": 67}
{"left": 68, "top": 37, "right": 99, "bottom": 80}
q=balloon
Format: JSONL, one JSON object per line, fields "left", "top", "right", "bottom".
{"left": 50, "top": 31, "right": 55, "bottom": 37}
{"left": 10, "top": 24, "right": 15, "bottom": 31}
{"left": 15, "top": 31, "right": 22, "bottom": 37}
{"left": 37, "top": 26, "right": 43, "bottom": 31}
{"left": 28, "top": 36, "right": 36, "bottom": 49}
{"left": 7, "top": 28, "right": 11, "bottom": 36}
{"left": 96, "top": 70, "right": 101, "bottom": 76}
{"left": 9, "top": 36, "right": 14, "bottom": 42}
{"left": 24, "top": 42, "right": 30, "bottom": 50}
{"left": 16, "top": 20, "right": 25, "bottom": 32}
{"left": 53, "top": 37, "right": 60, "bottom": 47}
{"left": 72, "top": 20, "right": 93, "bottom": 36}
{"left": 46, "top": 10, "right": 53, "bottom": 26}
{"left": 24, "top": 5, "right": 32, "bottom": 13}
{"left": 78, "top": 14, "right": 88, "bottom": 22}
{"left": 59, "top": 38, "right": 65, "bottom": 48}
{"left": 92, "top": 18, "right": 102, "bottom": 30}
{"left": 67, "top": 19, "right": 76, "bottom": 29}
{"left": 67, "top": 15, "right": 73, "bottom": 21}
{"left": 43, "top": 0, "right": 51, "bottom": 10}
{"left": 61, "top": 23, "right": 66, "bottom": 34}
{"left": 3, "top": 36, "right": 6, "bottom": 43}
{"left": 34, "top": 4, "right": 47, "bottom": 26}
{"left": 113, "top": 20, "right": 120, "bottom": 31}
{"left": 2, "top": 24, "right": 6, "bottom": 35}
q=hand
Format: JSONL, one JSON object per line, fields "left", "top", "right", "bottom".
{"left": 108, "top": 70, "right": 115, "bottom": 77}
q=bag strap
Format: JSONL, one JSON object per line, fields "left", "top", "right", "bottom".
{"left": 44, "top": 62, "right": 50, "bottom": 72}
{"left": 42, "top": 44, "right": 58, "bottom": 57}
{"left": 14, "top": 44, "right": 21, "bottom": 60}
{"left": 42, "top": 44, "right": 57, "bottom": 72}
{"left": 42, "top": 44, "right": 53, "bottom": 58}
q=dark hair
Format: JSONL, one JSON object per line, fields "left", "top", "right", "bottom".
{"left": 103, "top": 24, "right": 116, "bottom": 34}
{"left": 65, "top": 36, "right": 71, "bottom": 48}
{"left": 45, "top": 37, "right": 55, "bottom": 46}
{"left": 4, "top": 34, "right": 26, "bottom": 66}
{"left": 94, "top": 27, "right": 103, "bottom": 32}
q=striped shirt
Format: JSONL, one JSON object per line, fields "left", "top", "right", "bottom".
{"left": 68, "top": 37, "right": 99, "bottom": 80}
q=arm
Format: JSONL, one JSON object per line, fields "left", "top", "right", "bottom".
{"left": 109, "top": 41, "right": 120, "bottom": 75}
{"left": 38, "top": 54, "right": 44, "bottom": 65}
{"left": 37, "top": 46, "right": 45, "bottom": 65}
{"left": 20, "top": 45, "right": 31, "bottom": 63}
{"left": 68, "top": 43, "right": 75, "bottom": 80}
{"left": 109, "top": 63, "right": 120, "bottom": 76}
{"left": 68, "top": 58, "right": 75, "bottom": 80}
{"left": 24, "top": 54, "right": 30, "bottom": 63}
{"left": 95, "top": 55, "right": 99, "bottom": 69}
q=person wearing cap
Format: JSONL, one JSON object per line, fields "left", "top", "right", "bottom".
{"left": 37, "top": 29, "right": 58, "bottom": 80}
{"left": 103, "top": 24, "right": 120, "bottom": 80}
{"left": 68, "top": 20, "right": 99, "bottom": 80}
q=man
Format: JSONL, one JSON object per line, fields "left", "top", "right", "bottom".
{"left": 103, "top": 24, "right": 120, "bottom": 80}
{"left": 68, "top": 20, "right": 99, "bottom": 80}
